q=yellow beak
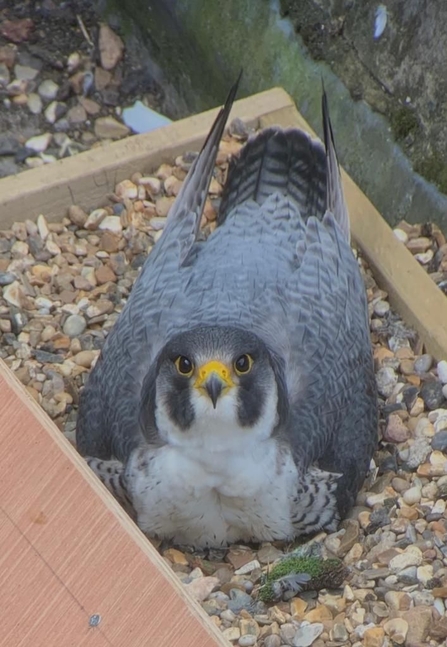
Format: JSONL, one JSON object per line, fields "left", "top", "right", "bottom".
{"left": 194, "top": 360, "right": 234, "bottom": 408}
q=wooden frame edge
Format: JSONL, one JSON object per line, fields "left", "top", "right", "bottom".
{"left": 0, "top": 87, "right": 294, "bottom": 227}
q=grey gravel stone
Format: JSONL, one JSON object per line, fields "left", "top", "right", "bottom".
{"left": 376, "top": 366, "right": 398, "bottom": 398}
{"left": 420, "top": 380, "right": 445, "bottom": 410}
{"left": 431, "top": 430, "right": 447, "bottom": 452}
{"left": 0, "top": 272, "right": 16, "bottom": 286}
{"left": 398, "top": 566, "right": 418, "bottom": 585}
{"left": 33, "top": 350, "right": 64, "bottom": 364}
{"left": 38, "top": 79, "right": 59, "bottom": 101}
{"left": 227, "top": 589, "right": 261, "bottom": 615}
{"left": 63, "top": 314, "right": 87, "bottom": 338}
{"left": 406, "top": 438, "right": 431, "bottom": 469}
{"left": 414, "top": 353, "right": 433, "bottom": 375}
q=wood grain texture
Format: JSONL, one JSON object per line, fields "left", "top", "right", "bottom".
{"left": 0, "top": 359, "right": 229, "bottom": 647}
{"left": 0, "top": 88, "right": 294, "bottom": 227}
{"left": 261, "top": 104, "right": 447, "bottom": 361}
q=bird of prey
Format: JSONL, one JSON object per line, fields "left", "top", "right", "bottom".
{"left": 76, "top": 79, "right": 378, "bottom": 549}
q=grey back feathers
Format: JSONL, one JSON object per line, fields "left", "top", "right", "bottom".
{"left": 76, "top": 84, "right": 377, "bottom": 518}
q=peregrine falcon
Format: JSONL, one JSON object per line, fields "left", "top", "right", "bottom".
{"left": 76, "top": 80, "right": 378, "bottom": 548}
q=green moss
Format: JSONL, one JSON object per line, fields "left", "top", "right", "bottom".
{"left": 258, "top": 555, "right": 346, "bottom": 602}
{"left": 414, "top": 152, "right": 447, "bottom": 194}
{"left": 390, "top": 106, "right": 419, "bottom": 141}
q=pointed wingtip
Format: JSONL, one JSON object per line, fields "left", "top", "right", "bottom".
{"left": 321, "top": 90, "right": 350, "bottom": 242}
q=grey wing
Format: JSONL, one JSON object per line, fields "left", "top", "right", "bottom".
{"left": 76, "top": 77, "right": 240, "bottom": 461}
{"left": 281, "top": 214, "right": 377, "bottom": 517}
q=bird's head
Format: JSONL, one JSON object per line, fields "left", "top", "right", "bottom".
{"left": 139, "top": 326, "right": 289, "bottom": 450}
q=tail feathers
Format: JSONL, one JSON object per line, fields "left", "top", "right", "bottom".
{"left": 219, "top": 91, "right": 350, "bottom": 242}
{"left": 164, "top": 72, "right": 241, "bottom": 266}
{"left": 218, "top": 126, "right": 327, "bottom": 225}
{"left": 322, "top": 91, "right": 350, "bottom": 241}
{"left": 85, "top": 456, "right": 136, "bottom": 519}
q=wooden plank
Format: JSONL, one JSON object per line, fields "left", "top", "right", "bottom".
{"left": 0, "top": 88, "right": 294, "bottom": 227}
{"left": 260, "top": 105, "right": 447, "bottom": 361}
{"left": 0, "top": 359, "right": 228, "bottom": 647}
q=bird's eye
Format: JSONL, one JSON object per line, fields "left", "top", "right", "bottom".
{"left": 234, "top": 354, "right": 253, "bottom": 375}
{"left": 175, "top": 356, "right": 194, "bottom": 377}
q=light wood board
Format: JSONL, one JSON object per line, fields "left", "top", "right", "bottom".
{"left": 0, "top": 357, "right": 229, "bottom": 647}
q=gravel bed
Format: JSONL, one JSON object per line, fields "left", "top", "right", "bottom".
{"left": 0, "top": 2, "right": 169, "bottom": 179}
{"left": 1, "top": 122, "right": 447, "bottom": 647}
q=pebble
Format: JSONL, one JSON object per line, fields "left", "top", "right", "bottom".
{"left": 85, "top": 208, "right": 107, "bottom": 230}
{"left": 373, "top": 299, "right": 390, "bottom": 316}
{"left": 234, "top": 560, "right": 260, "bottom": 575}
{"left": 14, "top": 63, "right": 39, "bottom": 81}
{"left": 393, "top": 228, "right": 408, "bottom": 243}
{"left": 402, "top": 485, "right": 421, "bottom": 505}
{"left": 0, "top": 269, "right": 17, "bottom": 287}
{"left": 38, "top": 79, "right": 59, "bottom": 101}
{"left": 420, "top": 380, "right": 445, "bottom": 410}
{"left": 25, "top": 132, "right": 52, "bottom": 153}
{"left": 74, "top": 350, "right": 96, "bottom": 368}
{"left": 414, "top": 353, "right": 433, "bottom": 375}
{"left": 94, "top": 116, "right": 130, "bottom": 139}
{"left": 437, "top": 359, "right": 447, "bottom": 383}
{"left": 98, "top": 216, "right": 123, "bottom": 233}
{"left": 44, "top": 101, "right": 65, "bottom": 124}
{"left": 63, "top": 314, "right": 87, "bottom": 338}
{"left": 389, "top": 547, "right": 422, "bottom": 571}
{"left": 383, "top": 413, "right": 410, "bottom": 443}
{"left": 67, "top": 104, "right": 87, "bottom": 124}
{"left": 293, "top": 623, "right": 324, "bottom": 647}
{"left": 264, "top": 637, "right": 281, "bottom": 647}
{"left": 98, "top": 24, "right": 124, "bottom": 70}
{"left": 184, "top": 575, "right": 219, "bottom": 602}
{"left": 27, "top": 93, "right": 42, "bottom": 114}
{"left": 431, "top": 429, "right": 447, "bottom": 452}
{"left": 376, "top": 367, "right": 398, "bottom": 397}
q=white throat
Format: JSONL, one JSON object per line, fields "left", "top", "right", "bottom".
{"left": 154, "top": 383, "right": 278, "bottom": 455}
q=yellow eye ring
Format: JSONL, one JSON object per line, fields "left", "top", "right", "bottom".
{"left": 175, "top": 356, "right": 194, "bottom": 377}
{"left": 234, "top": 354, "right": 253, "bottom": 375}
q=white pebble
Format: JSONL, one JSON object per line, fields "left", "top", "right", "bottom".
{"left": 437, "top": 360, "right": 447, "bottom": 384}
{"left": 402, "top": 486, "right": 421, "bottom": 505}
{"left": 373, "top": 299, "right": 390, "bottom": 317}
{"left": 38, "top": 79, "right": 59, "bottom": 101}
{"left": 414, "top": 249, "right": 434, "bottom": 265}
{"left": 393, "top": 228, "right": 408, "bottom": 243}
{"left": 37, "top": 214, "right": 49, "bottom": 240}
{"left": 25, "top": 132, "right": 52, "bottom": 153}
{"left": 234, "top": 559, "right": 260, "bottom": 575}
{"left": 390, "top": 548, "right": 422, "bottom": 571}
{"left": 98, "top": 215, "right": 123, "bottom": 233}
{"left": 432, "top": 499, "right": 446, "bottom": 515}
{"left": 434, "top": 598, "right": 446, "bottom": 615}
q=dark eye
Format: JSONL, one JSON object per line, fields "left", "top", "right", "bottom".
{"left": 234, "top": 354, "right": 253, "bottom": 375}
{"left": 175, "top": 356, "right": 194, "bottom": 377}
